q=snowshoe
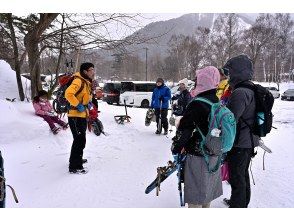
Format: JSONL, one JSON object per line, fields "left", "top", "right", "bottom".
{"left": 92, "top": 119, "right": 104, "bottom": 136}
{"left": 145, "top": 109, "right": 155, "bottom": 126}
{"left": 145, "top": 160, "right": 177, "bottom": 194}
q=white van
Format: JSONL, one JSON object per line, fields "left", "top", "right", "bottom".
{"left": 119, "top": 81, "right": 157, "bottom": 108}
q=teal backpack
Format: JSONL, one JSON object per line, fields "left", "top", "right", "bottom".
{"left": 193, "top": 97, "right": 236, "bottom": 173}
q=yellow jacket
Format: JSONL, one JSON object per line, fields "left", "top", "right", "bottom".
{"left": 65, "top": 72, "right": 92, "bottom": 118}
{"left": 216, "top": 79, "right": 229, "bottom": 99}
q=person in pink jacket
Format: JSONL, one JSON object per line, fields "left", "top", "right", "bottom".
{"left": 33, "top": 90, "right": 68, "bottom": 134}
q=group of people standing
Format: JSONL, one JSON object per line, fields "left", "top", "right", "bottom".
{"left": 151, "top": 54, "right": 258, "bottom": 208}
{"left": 32, "top": 54, "right": 258, "bottom": 208}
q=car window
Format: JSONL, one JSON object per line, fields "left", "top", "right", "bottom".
{"left": 285, "top": 89, "right": 294, "bottom": 94}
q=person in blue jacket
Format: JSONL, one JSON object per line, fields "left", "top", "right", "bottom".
{"left": 151, "top": 78, "right": 171, "bottom": 135}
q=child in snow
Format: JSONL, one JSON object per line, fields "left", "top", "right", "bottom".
{"left": 33, "top": 90, "right": 68, "bottom": 134}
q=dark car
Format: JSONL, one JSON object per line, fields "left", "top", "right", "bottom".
{"left": 281, "top": 89, "right": 294, "bottom": 101}
{"left": 102, "top": 82, "right": 121, "bottom": 105}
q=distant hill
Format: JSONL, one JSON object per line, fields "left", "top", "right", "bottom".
{"left": 97, "top": 13, "right": 256, "bottom": 60}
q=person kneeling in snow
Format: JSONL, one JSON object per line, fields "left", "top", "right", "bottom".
{"left": 33, "top": 90, "right": 68, "bottom": 134}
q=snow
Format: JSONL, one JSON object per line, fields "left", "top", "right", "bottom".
{"left": 1, "top": 59, "right": 294, "bottom": 208}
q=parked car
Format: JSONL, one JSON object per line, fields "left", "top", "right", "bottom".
{"left": 119, "top": 81, "right": 156, "bottom": 108}
{"left": 265, "top": 86, "right": 280, "bottom": 99}
{"left": 102, "top": 82, "right": 121, "bottom": 105}
{"left": 281, "top": 89, "right": 294, "bottom": 101}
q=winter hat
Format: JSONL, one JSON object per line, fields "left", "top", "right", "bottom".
{"left": 223, "top": 54, "right": 253, "bottom": 88}
{"left": 156, "top": 78, "right": 164, "bottom": 84}
{"left": 37, "top": 90, "right": 48, "bottom": 98}
{"left": 178, "top": 78, "right": 189, "bottom": 87}
{"left": 190, "top": 66, "right": 220, "bottom": 98}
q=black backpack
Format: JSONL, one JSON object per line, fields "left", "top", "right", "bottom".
{"left": 53, "top": 75, "right": 85, "bottom": 114}
{"left": 235, "top": 83, "right": 275, "bottom": 137}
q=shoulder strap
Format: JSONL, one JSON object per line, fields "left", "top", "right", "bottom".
{"left": 73, "top": 77, "right": 86, "bottom": 96}
{"left": 234, "top": 82, "right": 255, "bottom": 91}
{"left": 193, "top": 97, "right": 213, "bottom": 106}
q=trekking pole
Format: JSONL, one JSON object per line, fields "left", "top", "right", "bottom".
{"left": 263, "top": 151, "right": 266, "bottom": 170}
{"left": 249, "top": 160, "right": 256, "bottom": 185}
{"left": 69, "top": 59, "right": 74, "bottom": 74}
{"left": 65, "top": 59, "right": 69, "bottom": 74}
{"left": 157, "top": 99, "right": 163, "bottom": 133}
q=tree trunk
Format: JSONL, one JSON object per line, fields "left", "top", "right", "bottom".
{"left": 6, "top": 14, "right": 25, "bottom": 101}
{"left": 23, "top": 13, "right": 59, "bottom": 99}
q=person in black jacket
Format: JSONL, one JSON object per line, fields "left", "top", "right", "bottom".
{"left": 223, "top": 54, "right": 259, "bottom": 208}
{"left": 171, "top": 78, "right": 192, "bottom": 116}
{"left": 171, "top": 66, "right": 222, "bottom": 208}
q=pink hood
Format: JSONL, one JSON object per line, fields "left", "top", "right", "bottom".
{"left": 190, "top": 66, "right": 220, "bottom": 98}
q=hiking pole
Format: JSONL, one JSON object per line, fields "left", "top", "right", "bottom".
{"left": 249, "top": 160, "right": 256, "bottom": 185}
{"left": 157, "top": 98, "right": 163, "bottom": 133}
{"left": 177, "top": 154, "right": 185, "bottom": 207}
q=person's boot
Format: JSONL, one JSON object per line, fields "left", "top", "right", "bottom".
{"left": 163, "top": 129, "right": 168, "bottom": 135}
{"left": 155, "top": 130, "right": 161, "bottom": 134}
{"left": 69, "top": 167, "right": 88, "bottom": 174}
{"left": 223, "top": 198, "right": 231, "bottom": 207}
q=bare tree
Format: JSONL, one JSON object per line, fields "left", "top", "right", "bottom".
{"left": 210, "top": 13, "right": 244, "bottom": 66}
{"left": 0, "top": 13, "right": 27, "bottom": 101}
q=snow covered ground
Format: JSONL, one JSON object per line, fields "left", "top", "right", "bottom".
{"left": 1, "top": 60, "right": 294, "bottom": 208}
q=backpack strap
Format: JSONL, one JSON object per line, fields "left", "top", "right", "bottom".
{"left": 74, "top": 77, "right": 86, "bottom": 97}
{"left": 193, "top": 97, "right": 222, "bottom": 173}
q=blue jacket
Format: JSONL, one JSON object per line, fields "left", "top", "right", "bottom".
{"left": 151, "top": 85, "right": 171, "bottom": 109}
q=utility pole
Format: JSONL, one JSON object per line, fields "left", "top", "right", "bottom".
{"left": 144, "top": 47, "right": 148, "bottom": 81}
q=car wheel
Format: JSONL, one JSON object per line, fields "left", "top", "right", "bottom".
{"left": 141, "top": 99, "right": 150, "bottom": 108}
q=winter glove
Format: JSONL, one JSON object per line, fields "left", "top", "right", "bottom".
{"left": 171, "top": 142, "right": 182, "bottom": 155}
{"left": 76, "top": 103, "right": 86, "bottom": 112}
{"left": 88, "top": 102, "right": 94, "bottom": 110}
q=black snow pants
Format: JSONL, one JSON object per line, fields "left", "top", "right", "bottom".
{"left": 227, "top": 147, "right": 253, "bottom": 208}
{"left": 68, "top": 117, "right": 87, "bottom": 170}
{"left": 154, "top": 108, "right": 168, "bottom": 131}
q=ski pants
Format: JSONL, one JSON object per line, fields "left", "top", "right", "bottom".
{"left": 37, "top": 114, "right": 66, "bottom": 130}
{"left": 154, "top": 108, "right": 168, "bottom": 130}
{"left": 68, "top": 117, "right": 87, "bottom": 170}
{"left": 227, "top": 147, "right": 253, "bottom": 208}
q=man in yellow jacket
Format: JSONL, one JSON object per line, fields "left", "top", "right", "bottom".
{"left": 65, "top": 62, "right": 94, "bottom": 174}
{"left": 216, "top": 68, "right": 230, "bottom": 99}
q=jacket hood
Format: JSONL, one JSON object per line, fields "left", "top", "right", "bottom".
{"left": 190, "top": 66, "right": 220, "bottom": 98}
{"left": 223, "top": 54, "right": 254, "bottom": 88}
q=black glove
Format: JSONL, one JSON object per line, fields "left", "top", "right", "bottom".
{"left": 171, "top": 142, "right": 182, "bottom": 155}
